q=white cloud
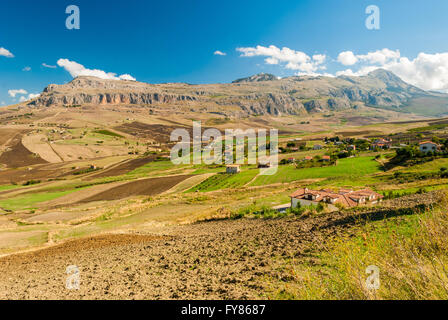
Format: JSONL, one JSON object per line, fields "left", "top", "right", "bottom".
{"left": 8, "top": 89, "right": 28, "bottom": 98}
{"left": 236, "top": 45, "right": 448, "bottom": 93}
{"left": 357, "top": 49, "right": 400, "bottom": 65}
{"left": 0, "top": 47, "right": 14, "bottom": 58}
{"left": 118, "top": 74, "right": 136, "bottom": 81}
{"left": 337, "top": 49, "right": 400, "bottom": 67}
{"left": 8, "top": 89, "right": 39, "bottom": 102}
{"left": 296, "top": 71, "right": 335, "bottom": 78}
{"left": 214, "top": 50, "right": 226, "bottom": 56}
{"left": 22, "top": 66, "right": 31, "bottom": 72}
{"left": 57, "top": 59, "right": 136, "bottom": 81}
{"left": 313, "top": 54, "right": 326, "bottom": 65}
{"left": 337, "top": 51, "right": 358, "bottom": 66}
{"left": 237, "top": 45, "right": 326, "bottom": 74}
{"left": 336, "top": 49, "right": 448, "bottom": 92}
{"left": 386, "top": 53, "right": 448, "bottom": 92}
{"left": 42, "top": 63, "right": 57, "bottom": 69}
{"left": 19, "top": 93, "right": 40, "bottom": 103}
{"left": 27, "top": 93, "right": 40, "bottom": 100}
{"left": 336, "top": 66, "right": 380, "bottom": 77}
{"left": 265, "top": 57, "right": 278, "bottom": 65}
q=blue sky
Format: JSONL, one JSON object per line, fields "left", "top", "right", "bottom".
{"left": 1, "top": 0, "right": 448, "bottom": 105}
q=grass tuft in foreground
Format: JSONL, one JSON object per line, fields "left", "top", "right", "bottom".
{"left": 268, "top": 197, "right": 448, "bottom": 299}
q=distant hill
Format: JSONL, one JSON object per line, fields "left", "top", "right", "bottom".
{"left": 27, "top": 69, "right": 448, "bottom": 117}
{"left": 232, "top": 73, "right": 278, "bottom": 83}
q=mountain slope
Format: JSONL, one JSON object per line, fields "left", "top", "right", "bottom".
{"left": 27, "top": 70, "right": 448, "bottom": 117}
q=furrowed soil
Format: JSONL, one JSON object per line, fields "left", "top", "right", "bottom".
{"left": 0, "top": 192, "right": 442, "bottom": 300}
{"left": 0, "top": 134, "right": 47, "bottom": 168}
{"left": 0, "top": 163, "right": 71, "bottom": 184}
{"left": 80, "top": 175, "right": 192, "bottom": 202}
{"left": 86, "top": 156, "right": 158, "bottom": 179}
{"left": 114, "top": 122, "right": 186, "bottom": 143}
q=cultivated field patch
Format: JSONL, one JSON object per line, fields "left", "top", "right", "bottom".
{"left": 252, "top": 156, "right": 381, "bottom": 186}
{"left": 86, "top": 156, "right": 159, "bottom": 179}
{"left": 80, "top": 175, "right": 192, "bottom": 202}
{"left": 188, "top": 169, "right": 259, "bottom": 192}
{"left": 0, "top": 134, "right": 47, "bottom": 168}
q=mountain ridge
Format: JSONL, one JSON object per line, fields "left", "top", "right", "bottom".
{"left": 27, "top": 69, "right": 448, "bottom": 117}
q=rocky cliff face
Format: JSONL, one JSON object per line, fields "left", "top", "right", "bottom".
{"left": 28, "top": 70, "right": 448, "bottom": 117}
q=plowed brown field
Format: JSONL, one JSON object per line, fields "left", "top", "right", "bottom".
{"left": 86, "top": 156, "right": 158, "bottom": 180}
{"left": 80, "top": 175, "right": 192, "bottom": 202}
{"left": 0, "top": 192, "right": 440, "bottom": 300}
{"left": 0, "top": 134, "right": 47, "bottom": 168}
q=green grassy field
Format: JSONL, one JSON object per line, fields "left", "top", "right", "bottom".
{"left": 0, "top": 184, "right": 21, "bottom": 192}
{"left": 0, "top": 190, "right": 78, "bottom": 211}
{"left": 251, "top": 156, "right": 381, "bottom": 186}
{"left": 188, "top": 168, "right": 259, "bottom": 192}
{"left": 93, "top": 129, "right": 124, "bottom": 138}
{"left": 402, "top": 158, "right": 448, "bottom": 173}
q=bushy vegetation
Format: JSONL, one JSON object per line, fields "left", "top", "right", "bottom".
{"left": 22, "top": 180, "right": 41, "bottom": 186}
{"left": 73, "top": 166, "right": 101, "bottom": 176}
{"left": 268, "top": 198, "right": 448, "bottom": 299}
{"left": 388, "top": 146, "right": 448, "bottom": 168}
{"left": 294, "top": 157, "right": 336, "bottom": 168}
{"left": 94, "top": 129, "right": 124, "bottom": 138}
{"left": 408, "top": 124, "right": 448, "bottom": 133}
{"left": 230, "top": 201, "right": 326, "bottom": 220}
{"left": 382, "top": 188, "right": 427, "bottom": 199}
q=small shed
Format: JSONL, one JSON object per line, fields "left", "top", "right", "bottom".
{"left": 226, "top": 165, "right": 241, "bottom": 174}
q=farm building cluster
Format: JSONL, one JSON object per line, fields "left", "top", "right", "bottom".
{"left": 290, "top": 187, "right": 384, "bottom": 210}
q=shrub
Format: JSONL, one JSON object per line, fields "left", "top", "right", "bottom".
{"left": 23, "top": 180, "right": 41, "bottom": 186}
{"left": 316, "top": 202, "right": 326, "bottom": 213}
{"left": 287, "top": 204, "right": 306, "bottom": 216}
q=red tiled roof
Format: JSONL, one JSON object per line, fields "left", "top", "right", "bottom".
{"left": 290, "top": 187, "right": 383, "bottom": 208}
{"left": 419, "top": 141, "right": 437, "bottom": 145}
{"left": 290, "top": 188, "right": 306, "bottom": 198}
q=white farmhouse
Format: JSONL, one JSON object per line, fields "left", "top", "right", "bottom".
{"left": 419, "top": 141, "right": 439, "bottom": 153}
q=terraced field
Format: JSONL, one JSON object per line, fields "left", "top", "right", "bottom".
{"left": 188, "top": 168, "right": 259, "bottom": 192}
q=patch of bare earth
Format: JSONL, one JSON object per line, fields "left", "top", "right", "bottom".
{"left": 0, "top": 134, "right": 47, "bottom": 168}
{"left": 0, "top": 162, "right": 69, "bottom": 185}
{"left": 114, "top": 122, "right": 187, "bottom": 144}
{"left": 86, "top": 156, "right": 158, "bottom": 180}
{"left": 0, "top": 192, "right": 443, "bottom": 300}
{"left": 79, "top": 175, "right": 192, "bottom": 202}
